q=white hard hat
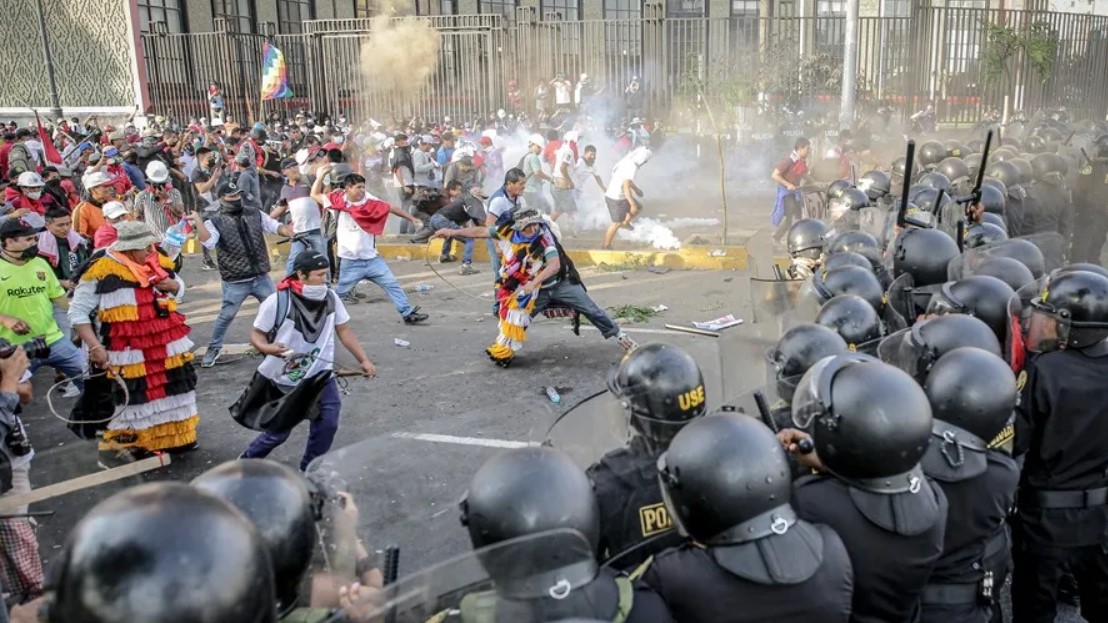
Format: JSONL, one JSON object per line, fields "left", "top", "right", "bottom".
{"left": 16, "top": 172, "right": 44, "bottom": 188}
{"left": 82, "top": 171, "right": 114, "bottom": 189}
{"left": 145, "top": 160, "right": 170, "bottom": 184}
{"left": 528, "top": 133, "right": 546, "bottom": 148}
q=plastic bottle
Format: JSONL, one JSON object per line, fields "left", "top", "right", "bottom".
{"left": 412, "top": 284, "right": 433, "bottom": 293}
{"left": 545, "top": 386, "right": 561, "bottom": 404}
{"left": 394, "top": 338, "right": 411, "bottom": 348}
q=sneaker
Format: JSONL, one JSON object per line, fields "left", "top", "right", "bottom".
{"left": 97, "top": 447, "right": 153, "bottom": 470}
{"left": 439, "top": 255, "right": 458, "bottom": 263}
{"left": 403, "top": 307, "right": 428, "bottom": 324}
{"left": 339, "top": 292, "right": 360, "bottom": 305}
{"left": 200, "top": 346, "right": 222, "bottom": 368}
{"left": 353, "top": 286, "right": 368, "bottom": 299}
{"left": 617, "top": 331, "right": 639, "bottom": 353}
{"left": 61, "top": 382, "right": 81, "bottom": 398}
{"left": 202, "top": 262, "right": 216, "bottom": 271}
{"left": 621, "top": 221, "right": 635, "bottom": 231}
{"left": 459, "top": 263, "right": 480, "bottom": 275}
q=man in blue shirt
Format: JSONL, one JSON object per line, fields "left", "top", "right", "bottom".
{"left": 436, "top": 131, "right": 456, "bottom": 166}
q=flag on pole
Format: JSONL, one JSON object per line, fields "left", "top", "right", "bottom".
{"left": 260, "top": 42, "right": 292, "bottom": 100}
{"left": 33, "top": 111, "right": 63, "bottom": 166}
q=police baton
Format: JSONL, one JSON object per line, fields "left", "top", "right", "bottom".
{"left": 952, "top": 129, "right": 994, "bottom": 250}
{"left": 753, "top": 389, "right": 814, "bottom": 455}
{"left": 895, "top": 141, "right": 916, "bottom": 229}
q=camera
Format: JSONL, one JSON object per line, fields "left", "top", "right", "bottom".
{"left": 0, "top": 337, "right": 50, "bottom": 360}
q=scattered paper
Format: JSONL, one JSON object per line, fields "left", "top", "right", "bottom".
{"left": 692, "top": 314, "right": 743, "bottom": 331}
{"left": 650, "top": 304, "right": 669, "bottom": 313}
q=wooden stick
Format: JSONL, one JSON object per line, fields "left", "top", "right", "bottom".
{"left": 664, "top": 323, "right": 721, "bottom": 338}
{"left": 0, "top": 454, "right": 171, "bottom": 513}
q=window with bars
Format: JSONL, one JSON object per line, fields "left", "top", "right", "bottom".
{"left": 277, "top": 0, "right": 314, "bottom": 33}
{"left": 212, "top": 0, "right": 255, "bottom": 32}
{"left": 478, "top": 0, "right": 519, "bottom": 20}
{"left": 440, "top": 0, "right": 458, "bottom": 14}
{"left": 817, "top": 0, "right": 845, "bottom": 15}
{"left": 731, "top": 0, "right": 758, "bottom": 15}
{"left": 604, "top": 0, "right": 643, "bottom": 18}
{"left": 881, "top": 0, "right": 911, "bottom": 16}
{"left": 541, "top": 0, "right": 580, "bottom": 20}
{"left": 137, "top": 0, "right": 186, "bottom": 32}
{"left": 354, "top": 0, "right": 370, "bottom": 17}
{"left": 668, "top": 0, "right": 706, "bottom": 16}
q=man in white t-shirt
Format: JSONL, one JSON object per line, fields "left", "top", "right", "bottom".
{"left": 240, "top": 250, "right": 376, "bottom": 469}
{"left": 310, "top": 167, "right": 429, "bottom": 323}
{"left": 551, "top": 73, "right": 573, "bottom": 110}
{"left": 549, "top": 130, "right": 579, "bottom": 224}
{"left": 602, "top": 147, "right": 652, "bottom": 250}
{"left": 269, "top": 158, "right": 327, "bottom": 277}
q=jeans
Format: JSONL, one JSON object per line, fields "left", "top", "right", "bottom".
{"left": 336, "top": 256, "right": 413, "bottom": 317}
{"left": 429, "top": 214, "right": 474, "bottom": 264}
{"left": 209, "top": 275, "right": 276, "bottom": 350}
{"left": 241, "top": 376, "right": 341, "bottom": 470}
{"left": 30, "top": 337, "right": 86, "bottom": 391}
{"left": 532, "top": 280, "right": 620, "bottom": 338}
{"left": 286, "top": 229, "right": 329, "bottom": 277}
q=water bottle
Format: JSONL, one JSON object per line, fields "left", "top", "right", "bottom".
{"left": 413, "top": 284, "right": 433, "bottom": 293}
{"left": 163, "top": 222, "right": 187, "bottom": 248}
{"left": 545, "top": 386, "right": 561, "bottom": 404}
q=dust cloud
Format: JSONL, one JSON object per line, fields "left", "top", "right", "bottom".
{"left": 359, "top": 0, "right": 441, "bottom": 92}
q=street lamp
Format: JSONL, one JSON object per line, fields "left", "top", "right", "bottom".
{"left": 34, "top": 0, "right": 64, "bottom": 119}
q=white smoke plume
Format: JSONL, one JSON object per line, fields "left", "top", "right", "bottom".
{"left": 359, "top": 0, "right": 441, "bottom": 92}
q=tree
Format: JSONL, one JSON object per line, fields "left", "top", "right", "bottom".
{"left": 981, "top": 19, "right": 1058, "bottom": 118}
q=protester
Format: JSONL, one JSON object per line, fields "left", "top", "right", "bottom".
{"left": 549, "top": 130, "right": 579, "bottom": 223}
{"left": 93, "top": 201, "right": 131, "bottom": 250}
{"left": 188, "top": 146, "right": 221, "bottom": 270}
{"left": 270, "top": 157, "right": 326, "bottom": 277}
{"left": 430, "top": 181, "right": 482, "bottom": 274}
{"left": 602, "top": 147, "right": 651, "bottom": 249}
{"left": 4, "top": 173, "right": 54, "bottom": 217}
{"left": 134, "top": 161, "right": 185, "bottom": 240}
{"left": 521, "top": 134, "right": 550, "bottom": 214}
{"left": 771, "top": 137, "right": 811, "bottom": 244}
{"left": 71, "top": 171, "right": 117, "bottom": 239}
{"left": 238, "top": 250, "right": 375, "bottom": 469}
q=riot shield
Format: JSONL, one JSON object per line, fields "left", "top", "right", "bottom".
{"left": 947, "top": 232, "right": 1068, "bottom": 281}
{"left": 337, "top": 529, "right": 598, "bottom": 623}
{"left": 858, "top": 205, "right": 897, "bottom": 247}
{"left": 883, "top": 273, "right": 915, "bottom": 332}
{"left": 748, "top": 277, "right": 819, "bottom": 327}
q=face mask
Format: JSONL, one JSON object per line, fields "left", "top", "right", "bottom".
{"left": 17, "top": 245, "right": 38, "bottom": 260}
{"left": 332, "top": 136, "right": 345, "bottom": 144}
{"left": 24, "top": 190, "right": 42, "bottom": 200}
{"left": 301, "top": 284, "right": 329, "bottom": 301}
{"left": 45, "top": 178, "right": 61, "bottom": 187}
{"left": 223, "top": 199, "right": 243, "bottom": 211}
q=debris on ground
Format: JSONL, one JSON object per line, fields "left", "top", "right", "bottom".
{"left": 709, "top": 249, "right": 727, "bottom": 257}
{"left": 394, "top": 338, "right": 411, "bottom": 347}
{"left": 647, "top": 266, "right": 671, "bottom": 274}
{"left": 692, "top": 314, "right": 743, "bottom": 331}
{"left": 683, "top": 234, "right": 712, "bottom": 246}
{"left": 608, "top": 304, "right": 661, "bottom": 323}
{"left": 650, "top": 304, "right": 669, "bottom": 313}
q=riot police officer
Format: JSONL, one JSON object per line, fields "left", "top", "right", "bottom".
{"left": 879, "top": 314, "right": 1002, "bottom": 383}
{"left": 917, "top": 348, "right": 1020, "bottom": 623}
{"left": 815, "top": 294, "right": 884, "bottom": 353}
{"left": 1024, "top": 153, "right": 1074, "bottom": 245}
{"left": 985, "top": 161, "right": 1027, "bottom": 237}
{"left": 766, "top": 323, "right": 850, "bottom": 432}
{"left": 811, "top": 265, "right": 885, "bottom": 315}
{"left": 781, "top": 354, "right": 948, "bottom": 623}
{"left": 638, "top": 413, "right": 854, "bottom": 622}
{"left": 786, "top": 218, "right": 833, "bottom": 279}
{"left": 459, "top": 447, "right": 673, "bottom": 622}
{"left": 1070, "top": 134, "right": 1108, "bottom": 264}
{"left": 192, "top": 459, "right": 327, "bottom": 620}
{"left": 45, "top": 482, "right": 278, "bottom": 623}
{"left": 925, "top": 275, "right": 1018, "bottom": 346}
{"left": 587, "top": 343, "right": 706, "bottom": 570}
{"left": 1011, "top": 269, "right": 1108, "bottom": 622}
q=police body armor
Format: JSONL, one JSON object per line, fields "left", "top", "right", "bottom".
{"left": 1022, "top": 179, "right": 1072, "bottom": 240}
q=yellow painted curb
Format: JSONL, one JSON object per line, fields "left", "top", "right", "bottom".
{"left": 377, "top": 240, "right": 752, "bottom": 270}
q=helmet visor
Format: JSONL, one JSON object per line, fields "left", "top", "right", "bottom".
{"left": 876, "top": 327, "right": 931, "bottom": 379}
{"left": 1026, "top": 301, "right": 1069, "bottom": 353}
{"left": 925, "top": 282, "right": 969, "bottom": 317}
{"left": 789, "top": 355, "right": 840, "bottom": 430}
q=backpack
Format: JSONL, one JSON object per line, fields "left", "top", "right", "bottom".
{"left": 266, "top": 288, "right": 291, "bottom": 343}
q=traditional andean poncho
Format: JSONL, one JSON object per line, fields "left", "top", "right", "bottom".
{"left": 486, "top": 223, "right": 557, "bottom": 366}
{"left": 80, "top": 252, "right": 198, "bottom": 451}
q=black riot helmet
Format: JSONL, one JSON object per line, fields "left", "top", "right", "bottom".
{"left": 792, "top": 354, "right": 933, "bottom": 491}
{"left": 937, "top": 157, "right": 969, "bottom": 183}
{"left": 878, "top": 314, "right": 1002, "bottom": 383}
{"left": 918, "top": 141, "right": 947, "bottom": 169}
{"left": 657, "top": 413, "right": 826, "bottom": 584}
{"left": 981, "top": 212, "right": 1007, "bottom": 229}
{"left": 911, "top": 187, "right": 951, "bottom": 221}
{"left": 460, "top": 447, "right": 600, "bottom": 598}
{"left": 944, "top": 140, "right": 966, "bottom": 158}
{"left": 827, "top": 179, "right": 853, "bottom": 200}
{"left": 857, "top": 170, "right": 892, "bottom": 200}
{"left": 816, "top": 294, "right": 884, "bottom": 351}
{"left": 769, "top": 323, "right": 849, "bottom": 402}
{"left": 984, "top": 160, "right": 1020, "bottom": 189}
{"left": 839, "top": 187, "right": 870, "bottom": 211}
{"left": 607, "top": 343, "right": 706, "bottom": 451}
{"left": 973, "top": 256, "right": 1036, "bottom": 291}
{"left": 923, "top": 347, "right": 1017, "bottom": 443}
{"left": 787, "top": 218, "right": 833, "bottom": 260}
{"left": 979, "top": 184, "right": 1006, "bottom": 215}
{"left": 1008, "top": 158, "right": 1033, "bottom": 184}
{"left": 822, "top": 251, "right": 874, "bottom": 273}
{"left": 989, "top": 238, "right": 1047, "bottom": 279}
{"left": 966, "top": 139, "right": 985, "bottom": 154}
{"left": 814, "top": 266, "right": 885, "bottom": 313}
{"left": 1055, "top": 262, "right": 1108, "bottom": 280}
{"left": 1023, "top": 133, "right": 1046, "bottom": 153}
{"left": 47, "top": 483, "right": 277, "bottom": 623}
{"left": 963, "top": 152, "right": 983, "bottom": 180}
{"left": 990, "top": 146, "right": 1018, "bottom": 162}
{"left": 192, "top": 460, "right": 315, "bottom": 615}
{"left": 827, "top": 230, "right": 879, "bottom": 255}
{"left": 963, "top": 222, "right": 1009, "bottom": 249}
{"left": 981, "top": 177, "right": 1007, "bottom": 198}
{"left": 893, "top": 228, "right": 960, "bottom": 286}
{"left": 892, "top": 156, "right": 922, "bottom": 184}
{"left": 1027, "top": 270, "right": 1108, "bottom": 351}
{"left": 328, "top": 162, "right": 354, "bottom": 186}
{"left": 1031, "top": 152, "right": 1068, "bottom": 183}
{"left": 917, "top": 171, "right": 952, "bottom": 193}
{"left": 925, "top": 275, "right": 1016, "bottom": 345}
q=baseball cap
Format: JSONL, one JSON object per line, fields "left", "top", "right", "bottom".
{"left": 292, "top": 250, "right": 330, "bottom": 274}
{"left": 16, "top": 172, "right": 44, "bottom": 188}
{"left": 479, "top": 136, "right": 493, "bottom": 147}
{"left": 102, "top": 201, "right": 129, "bottom": 219}
{"left": 0, "top": 217, "right": 42, "bottom": 240}
{"left": 14, "top": 128, "right": 31, "bottom": 139}
{"left": 528, "top": 133, "right": 546, "bottom": 148}
{"left": 216, "top": 176, "right": 242, "bottom": 198}
{"left": 280, "top": 157, "right": 298, "bottom": 170}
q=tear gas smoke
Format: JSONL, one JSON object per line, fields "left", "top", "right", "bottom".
{"left": 359, "top": 0, "right": 441, "bottom": 93}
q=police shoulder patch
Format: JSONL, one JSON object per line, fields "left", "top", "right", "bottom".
{"left": 1016, "top": 369, "right": 1028, "bottom": 392}
{"left": 639, "top": 502, "right": 673, "bottom": 537}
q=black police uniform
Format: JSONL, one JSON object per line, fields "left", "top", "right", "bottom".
{"left": 459, "top": 567, "right": 674, "bottom": 623}
{"left": 919, "top": 449, "right": 1019, "bottom": 623}
{"left": 1004, "top": 186, "right": 1028, "bottom": 238}
{"left": 1070, "top": 160, "right": 1108, "bottom": 264}
{"left": 1022, "top": 180, "right": 1073, "bottom": 243}
{"left": 588, "top": 436, "right": 684, "bottom": 570}
{"left": 1011, "top": 342, "right": 1108, "bottom": 622}
{"left": 792, "top": 475, "right": 948, "bottom": 623}
{"left": 640, "top": 535, "right": 853, "bottom": 622}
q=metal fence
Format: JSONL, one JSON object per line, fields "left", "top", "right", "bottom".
{"left": 140, "top": 7, "right": 1108, "bottom": 127}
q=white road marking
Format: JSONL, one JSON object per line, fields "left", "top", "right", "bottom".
{"left": 391, "top": 432, "right": 538, "bottom": 449}
{"left": 555, "top": 325, "right": 716, "bottom": 338}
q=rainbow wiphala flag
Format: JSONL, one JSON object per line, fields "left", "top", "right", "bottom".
{"left": 260, "top": 42, "right": 292, "bottom": 100}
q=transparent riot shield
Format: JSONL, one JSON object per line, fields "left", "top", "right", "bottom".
{"left": 335, "top": 529, "right": 598, "bottom": 623}
{"left": 883, "top": 272, "right": 915, "bottom": 332}
{"left": 748, "top": 277, "right": 818, "bottom": 328}
{"left": 858, "top": 205, "right": 897, "bottom": 247}
{"left": 947, "top": 232, "right": 1069, "bottom": 281}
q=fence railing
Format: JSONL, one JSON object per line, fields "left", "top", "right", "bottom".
{"left": 139, "top": 9, "right": 1108, "bottom": 127}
